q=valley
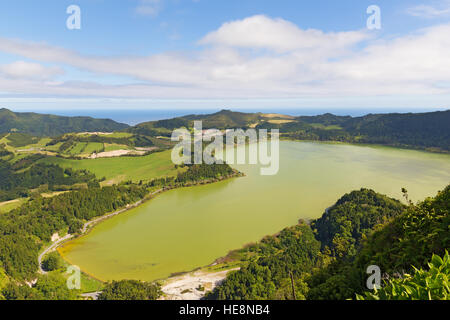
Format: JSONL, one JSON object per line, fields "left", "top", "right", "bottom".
{"left": 0, "top": 108, "right": 449, "bottom": 301}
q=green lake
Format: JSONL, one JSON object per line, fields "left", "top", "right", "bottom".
{"left": 59, "top": 141, "right": 450, "bottom": 281}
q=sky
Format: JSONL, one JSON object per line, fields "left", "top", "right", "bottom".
{"left": 0, "top": 0, "right": 449, "bottom": 112}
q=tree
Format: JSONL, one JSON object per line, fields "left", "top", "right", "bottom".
{"left": 98, "top": 280, "right": 161, "bottom": 300}
{"left": 42, "top": 252, "right": 62, "bottom": 272}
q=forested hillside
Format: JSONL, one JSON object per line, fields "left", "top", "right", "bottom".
{"left": 265, "top": 110, "right": 450, "bottom": 152}
{"left": 208, "top": 186, "right": 450, "bottom": 300}
{"left": 0, "top": 157, "right": 97, "bottom": 201}
{"left": 132, "top": 109, "right": 450, "bottom": 152}
{"left": 311, "top": 189, "right": 406, "bottom": 258}
{"left": 132, "top": 110, "right": 263, "bottom": 135}
{"left": 0, "top": 184, "right": 148, "bottom": 280}
{"left": 0, "top": 158, "right": 239, "bottom": 299}
{"left": 0, "top": 108, "right": 129, "bottom": 136}
{"left": 207, "top": 223, "right": 322, "bottom": 300}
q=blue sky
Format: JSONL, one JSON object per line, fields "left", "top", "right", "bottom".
{"left": 0, "top": 0, "right": 449, "bottom": 111}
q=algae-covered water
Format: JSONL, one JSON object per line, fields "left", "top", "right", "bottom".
{"left": 59, "top": 141, "right": 450, "bottom": 281}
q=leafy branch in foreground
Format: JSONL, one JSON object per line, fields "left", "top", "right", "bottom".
{"left": 357, "top": 251, "right": 449, "bottom": 300}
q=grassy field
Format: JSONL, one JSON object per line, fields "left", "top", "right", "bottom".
{"left": 19, "top": 137, "right": 52, "bottom": 149}
{"left": 104, "top": 143, "right": 131, "bottom": 152}
{"left": 0, "top": 198, "right": 27, "bottom": 214}
{"left": 44, "top": 142, "right": 63, "bottom": 152}
{"left": 40, "top": 149, "right": 182, "bottom": 183}
{"left": 107, "top": 132, "right": 133, "bottom": 138}
{"left": 68, "top": 142, "right": 87, "bottom": 155}
{"left": 82, "top": 142, "right": 104, "bottom": 155}
{"left": 61, "top": 262, "right": 104, "bottom": 294}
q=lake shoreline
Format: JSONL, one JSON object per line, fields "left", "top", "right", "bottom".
{"left": 281, "top": 136, "right": 450, "bottom": 155}
{"left": 47, "top": 171, "right": 244, "bottom": 285}
{"left": 54, "top": 140, "right": 450, "bottom": 286}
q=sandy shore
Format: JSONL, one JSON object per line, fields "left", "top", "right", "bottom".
{"left": 160, "top": 268, "right": 239, "bottom": 300}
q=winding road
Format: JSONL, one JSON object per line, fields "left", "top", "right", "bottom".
{"left": 38, "top": 234, "right": 74, "bottom": 274}
{"left": 38, "top": 189, "right": 163, "bottom": 274}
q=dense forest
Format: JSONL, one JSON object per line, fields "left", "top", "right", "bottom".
{"left": 260, "top": 111, "right": 450, "bottom": 152}
{"left": 175, "top": 163, "right": 237, "bottom": 184}
{"left": 207, "top": 223, "right": 322, "bottom": 300}
{"left": 0, "top": 144, "right": 12, "bottom": 157}
{"left": 311, "top": 189, "right": 406, "bottom": 258}
{"left": 2, "top": 273, "right": 79, "bottom": 300}
{"left": 0, "top": 158, "right": 98, "bottom": 201}
{"left": 207, "top": 186, "right": 450, "bottom": 300}
{"left": 0, "top": 184, "right": 148, "bottom": 280}
{"left": 0, "top": 158, "right": 239, "bottom": 300}
{"left": 0, "top": 108, "right": 129, "bottom": 136}
{"left": 98, "top": 280, "right": 161, "bottom": 300}
{"left": 133, "top": 109, "right": 450, "bottom": 152}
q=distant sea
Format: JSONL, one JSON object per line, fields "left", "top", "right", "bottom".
{"left": 14, "top": 108, "right": 445, "bottom": 126}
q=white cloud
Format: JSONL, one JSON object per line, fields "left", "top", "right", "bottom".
{"left": 407, "top": 1, "right": 450, "bottom": 18}
{"left": 199, "top": 15, "right": 369, "bottom": 53}
{"left": 0, "top": 61, "right": 64, "bottom": 80}
{"left": 135, "top": 0, "right": 162, "bottom": 17}
{"left": 0, "top": 15, "right": 449, "bottom": 101}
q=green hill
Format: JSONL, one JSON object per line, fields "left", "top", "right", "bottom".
{"left": 131, "top": 109, "right": 450, "bottom": 152}
{"left": 131, "top": 109, "right": 263, "bottom": 135}
{"left": 207, "top": 186, "right": 449, "bottom": 300}
{"left": 284, "top": 110, "right": 450, "bottom": 152}
{"left": 0, "top": 108, "right": 129, "bottom": 137}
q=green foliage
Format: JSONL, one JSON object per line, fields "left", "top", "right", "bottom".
{"left": 34, "top": 273, "right": 79, "bottom": 300}
{"left": 306, "top": 259, "right": 362, "bottom": 300}
{"left": 98, "top": 280, "right": 161, "bottom": 300}
{"left": 0, "top": 234, "right": 40, "bottom": 280}
{"left": 308, "top": 185, "right": 450, "bottom": 300}
{"left": 0, "top": 267, "right": 8, "bottom": 299}
{"left": 311, "top": 188, "right": 405, "bottom": 258}
{"left": 0, "top": 159, "right": 98, "bottom": 201}
{"left": 0, "top": 144, "right": 13, "bottom": 157}
{"left": 343, "top": 111, "right": 450, "bottom": 151}
{"left": 0, "top": 184, "right": 148, "bottom": 280}
{"left": 211, "top": 186, "right": 449, "bottom": 301}
{"left": 153, "top": 118, "right": 190, "bottom": 130}
{"left": 358, "top": 251, "right": 449, "bottom": 300}
{"left": 281, "top": 110, "right": 450, "bottom": 152}
{"left": 207, "top": 222, "right": 322, "bottom": 300}
{"left": 2, "top": 282, "right": 41, "bottom": 300}
{"left": 130, "top": 109, "right": 450, "bottom": 151}
{"left": 272, "top": 275, "right": 309, "bottom": 300}
{"left": 356, "top": 185, "right": 450, "bottom": 274}
{"left": 185, "top": 110, "right": 262, "bottom": 129}
{"left": 5, "top": 133, "right": 39, "bottom": 147}
{"left": 175, "top": 163, "right": 235, "bottom": 183}
{"left": 0, "top": 108, "right": 129, "bottom": 137}
{"left": 2, "top": 273, "right": 79, "bottom": 300}
{"left": 42, "top": 252, "right": 62, "bottom": 272}
{"left": 134, "top": 110, "right": 262, "bottom": 132}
